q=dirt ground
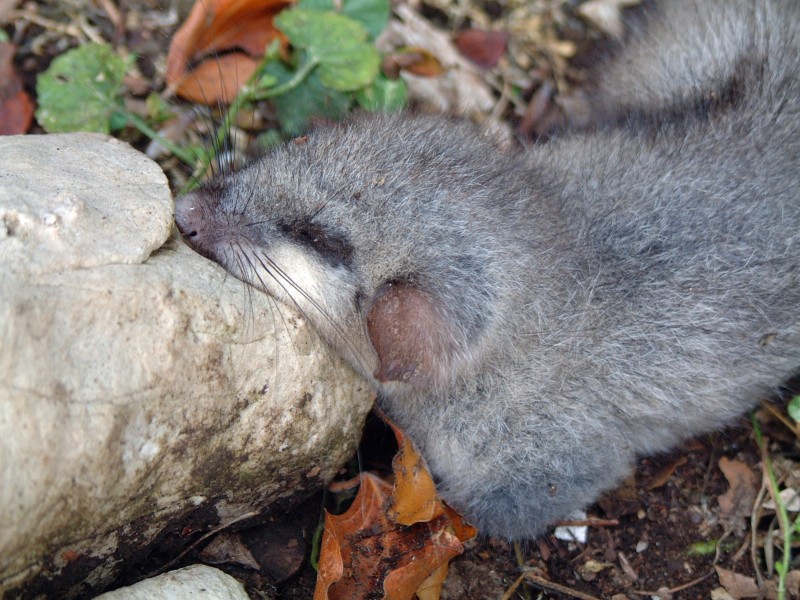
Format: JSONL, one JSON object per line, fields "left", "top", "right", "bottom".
{"left": 108, "top": 409, "right": 792, "bottom": 599}
{"left": 4, "top": 0, "right": 799, "bottom": 598}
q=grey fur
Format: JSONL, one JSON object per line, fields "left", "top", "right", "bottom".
{"left": 175, "top": 0, "right": 800, "bottom": 539}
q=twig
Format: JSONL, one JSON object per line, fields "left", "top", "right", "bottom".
{"left": 629, "top": 569, "right": 715, "bottom": 596}
{"left": 145, "top": 510, "right": 261, "bottom": 578}
{"left": 10, "top": 9, "right": 85, "bottom": 40}
{"left": 504, "top": 571, "right": 603, "bottom": 600}
{"left": 74, "top": 12, "right": 106, "bottom": 44}
{"left": 555, "top": 518, "right": 619, "bottom": 528}
{"left": 95, "top": 0, "right": 123, "bottom": 30}
{"left": 760, "top": 400, "right": 798, "bottom": 437}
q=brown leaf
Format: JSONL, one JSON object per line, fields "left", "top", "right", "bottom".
{"left": 313, "top": 409, "right": 476, "bottom": 600}
{"left": 715, "top": 566, "right": 760, "bottom": 599}
{"left": 717, "top": 457, "right": 758, "bottom": 528}
{"left": 386, "top": 415, "right": 444, "bottom": 525}
{"left": 0, "top": 42, "right": 34, "bottom": 135}
{"left": 454, "top": 29, "right": 509, "bottom": 69}
{"left": 165, "top": 0, "right": 291, "bottom": 104}
{"left": 242, "top": 522, "right": 308, "bottom": 582}
{"left": 199, "top": 531, "right": 260, "bottom": 570}
{"left": 646, "top": 455, "right": 687, "bottom": 490}
{"left": 384, "top": 47, "right": 445, "bottom": 78}
{"left": 786, "top": 570, "right": 800, "bottom": 597}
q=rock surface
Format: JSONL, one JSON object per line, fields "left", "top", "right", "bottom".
{"left": 94, "top": 565, "right": 251, "bottom": 600}
{"left": 0, "top": 134, "right": 373, "bottom": 598}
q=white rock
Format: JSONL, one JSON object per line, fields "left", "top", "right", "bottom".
{"left": 0, "top": 134, "right": 373, "bottom": 597}
{"left": 94, "top": 564, "right": 249, "bottom": 600}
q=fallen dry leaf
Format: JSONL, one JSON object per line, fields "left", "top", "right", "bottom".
{"left": 313, "top": 410, "right": 476, "bottom": 600}
{"left": 646, "top": 455, "right": 687, "bottom": 490}
{"left": 786, "top": 570, "right": 800, "bottom": 597}
{"left": 762, "top": 487, "right": 800, "bottom": 512}
{"left": 383, "top": 47, "right": 445, "bottom": 78}
{"left": 385, "top": 414, "right": 444, "bottom": 525}
{"left": 375, "top": 3, "right": 498, "bottom": 120}
{"left": 710, "top": 588, "right": 737, "bottom": 600}
{"left": 0, "top": 41, "right": 34, "bottom": 135}
{"left": 717, "top": 456, "right": 758, "bottom": 530}
{"left": 454, "top": 29, "right": 509, "bottom": 69}
{"left": 199, "top": 531, "right": 260, "bottom": 570}
{"left": 715, "top": 566, "right": 760, "bottom": 599}
{"left": 165, "top": 0, "right": 291, "bottom": 104}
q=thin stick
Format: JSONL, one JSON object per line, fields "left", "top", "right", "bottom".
{"left": 144, "top": 510, "right": 261, "bottom": 578}
{"left": 629, "top": 569, "right": 715, "bottom": 596}
{"left": 520, "top": 572, "right": 603, "bottom": 600}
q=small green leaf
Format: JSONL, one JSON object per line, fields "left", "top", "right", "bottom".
{"left": 108, "top": 110, "right": 128, "bottom": 132}
{"left": 36, "top": 43, "right": 130, "bottom": 134}
{"left": 275, "top": 8, "right": 380, "bottom": 92}
{"left": 266, "top": 60, "right": 352, "bottom": 135}
{"left": 298, "top": 0, "right": 390, "bottom": 39}
{"left": 788, "top": 395, "right": 800, "bottom": 423}
{"left": 355, "top": 74, "right": 407, "bottom": 111}
{"left": 686, "top": 540, "right": 717, "bottom": 556}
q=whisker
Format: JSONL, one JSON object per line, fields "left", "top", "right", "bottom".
{"left": 247, "top": 249, "right": 373, "bottom": 376}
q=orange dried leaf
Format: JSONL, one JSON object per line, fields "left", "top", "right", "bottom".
{"left": 414, "top": 563, "right": 450, "bottom": 600}
{"left": 385, "top": 414, "right": 444, "bottom": 525}
{"left": 172, "top": 53, "right": 258, "bottom": 105}
{"left": 382, "top": 520, "right": 464, "bottom": 599}
{"left": 0, "top": 42, "right": 33, "bottom": 135}
{"left": 165, "top": 0, "right": 291, "bottom": 104}
{"left": 313, "top": 473, "right": 393, "bottom": 600}
{"left": 388, "top": 47, "right": 445, "bottom": 78}
{"left": 314, "top": 410, "right": 476, "bottom": 600}
{"left": 442, "top": 502, "right": 478, "bottom": 543}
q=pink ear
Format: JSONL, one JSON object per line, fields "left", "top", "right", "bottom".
{"left": 366, "top": 281, "right": 453, "bottom": 386}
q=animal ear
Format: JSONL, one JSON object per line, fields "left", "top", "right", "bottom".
{"left": 366, "top": 281, "right": 454, "bottom": 386}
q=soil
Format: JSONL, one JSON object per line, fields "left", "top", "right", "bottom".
{"left": 3, "top": 1, "right": 798, "bottom": 599}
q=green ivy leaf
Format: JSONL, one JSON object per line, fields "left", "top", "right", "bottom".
{"left": 355, "top": 74, "right": 407, "bottom": 111}
{"left": 36, "top": 43, "right": 130, "bottom": 134}
{"left": 275, "top": 8, "right": 380, "bottom": 92}
{"left": 298, "top": 0, "right": 390, "bottom": 39}
{"left": 266, "top": 60, "right": 352, "bottom": 135}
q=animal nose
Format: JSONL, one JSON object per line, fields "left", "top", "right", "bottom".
{"left": 174, "top": 193, "right": 204, "bottom": 240}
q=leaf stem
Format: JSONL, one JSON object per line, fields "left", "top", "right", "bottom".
{"left": 208, "top": 51, "right": 319, "bottom": 174}
{"left": 752, "top": 413, "right": 791, "bottom": 600}
{"left": 119, "top": 109, "right": 198, "bottom": 165}
{"left": 252, "top": 56, "right": 320, "bottom": 100}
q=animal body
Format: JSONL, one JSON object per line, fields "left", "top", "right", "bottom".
{"left": 175, "top": 0, "right": 800, "bottom": 539}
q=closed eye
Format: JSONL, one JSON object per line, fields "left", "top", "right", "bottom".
{"left": 279, "top": 220, "right": 353, "bottom": 268}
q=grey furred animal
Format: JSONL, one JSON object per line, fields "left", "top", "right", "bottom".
{"left": 175, "top": 0, "right": 800, "bottom": 539}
